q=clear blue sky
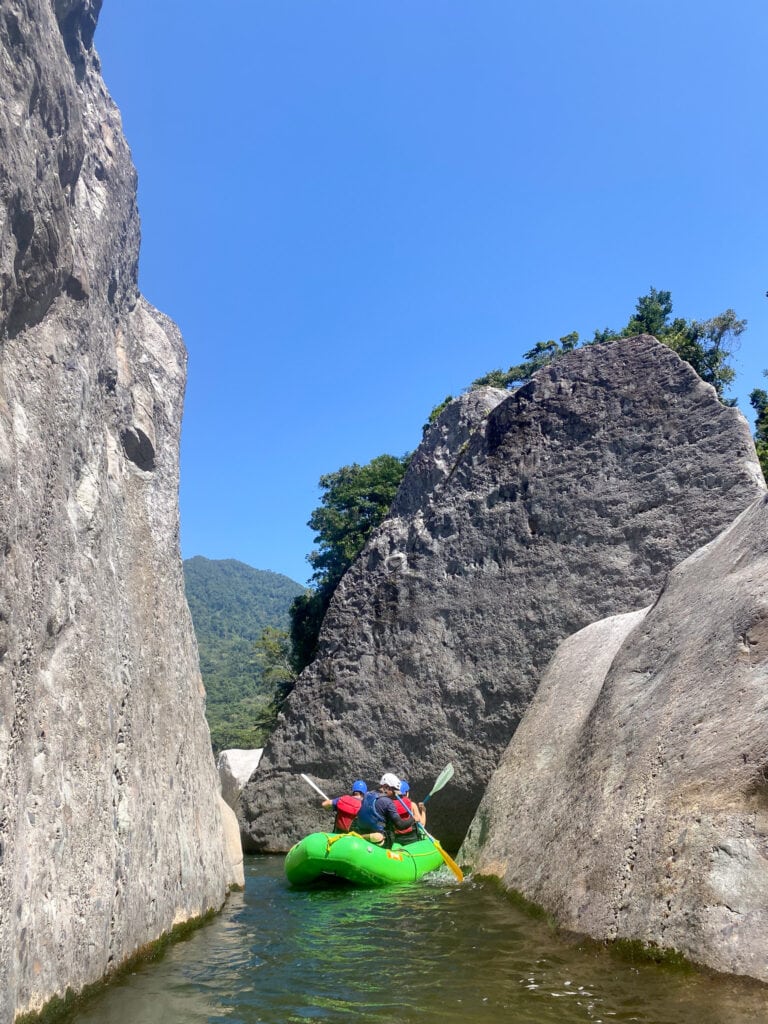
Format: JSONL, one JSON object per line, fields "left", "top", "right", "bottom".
{"left": 95, "top": 1, "right": 767, "bottom": 586}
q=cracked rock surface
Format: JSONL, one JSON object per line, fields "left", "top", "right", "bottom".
{"left": 242, "top": 336, "right": 765, "bottom": 852}
{"left": 461, "top": 495, "right": 768, "bottom": 982}
{"left": 0, "top": 3, "right": 231, "bottom": 1020}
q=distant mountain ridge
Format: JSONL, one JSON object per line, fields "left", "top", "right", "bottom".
{"left": 183, "top": 556, "right": 304, "bottom": 752}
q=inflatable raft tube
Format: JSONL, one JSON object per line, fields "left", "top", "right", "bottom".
{"left": 284, "top": 831, "right": 445, "bottom": 887}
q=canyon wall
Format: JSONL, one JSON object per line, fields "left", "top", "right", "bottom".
{"left": 0, "top": 3, "right": 232, "bottom": 1020}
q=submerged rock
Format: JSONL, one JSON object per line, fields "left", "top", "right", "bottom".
{"left": 0, "top": 3, "right": 231, "bottom": 1020}
{"left": 461, "top": 494, "right": 768, "bottom": 983}
{"left": 241, "top": 336, "right": 765, "bottom": 852}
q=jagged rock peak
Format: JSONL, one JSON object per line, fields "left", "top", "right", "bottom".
{"left": 53, "top": 0, "right": 102, "bottom": 78}
{"left": 391, "top": 386, "right": 507, "bottom": 518}
{"left": 240, "top": 334, "right": 765, "bottom": 853}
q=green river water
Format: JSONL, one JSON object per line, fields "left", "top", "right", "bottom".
{"left": 63, "top": 856, "right": 767, "bottom": 1024}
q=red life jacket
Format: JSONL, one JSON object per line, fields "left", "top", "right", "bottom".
{"left": 333, "top": 794, "right": 362, "bottom": 833}
{"left": 397, "top": 796, "right": 415, "bottom": 821}
{"left": 394, "top": 795, "right": 418, "bottom": 837}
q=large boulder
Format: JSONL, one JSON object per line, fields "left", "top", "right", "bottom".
{"left": 461, "top": 494, "right": 768, "bottom": 983}
{"left": 218, "top": 748, "right": 263, "bottom": 810}
{"left": 0, "top": 4, "right": 231, "bottom": 1021}
{"left": 241, "top": 336, "right": 765, "bottom": 851}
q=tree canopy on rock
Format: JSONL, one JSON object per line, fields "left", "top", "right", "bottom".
{"left": 295, "top": 293, "right": 761, "bottom": 681}
{"left": 750, "top": 372, "right": 768, "bottom": 480}
{"left": 290, "top": 453, "right": 410, "bottom": 673}
{"left": 471, "top": 288, "right": 746, "bottom": 401}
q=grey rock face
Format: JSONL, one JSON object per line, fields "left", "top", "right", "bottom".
{"left": 0, "top": 4, "right": 230, "bottom": 1021}
{"left": 461, "top": 494, "right": 768, "bottom": 983}
{"left": 390, "top": 386, "right": 507, "bottom": 518}
{"left": 241, "top": 337, "right": 765, "bottom": 853}
{"left": 218, "top": 797, "right": 245, "bottom": 890}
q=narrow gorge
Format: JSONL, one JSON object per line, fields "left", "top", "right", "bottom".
{"left": 2, "top": 0, "right": 768, "bottom": 1014}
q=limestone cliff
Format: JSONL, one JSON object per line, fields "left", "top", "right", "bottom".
{"left": 461, "top": 494, "right": 768, "bottom": 983}
{"left": 241, "top": 336, "right": 765, "bottom": 852}
{"left": 0, "top": 3, "right": 231, "bottom": 1021}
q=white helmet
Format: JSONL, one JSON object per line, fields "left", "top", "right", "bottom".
{"left": 379, "top": 772, "right": 400, "bottom": 790}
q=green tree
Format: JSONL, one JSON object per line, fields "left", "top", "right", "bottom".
{"left": 592, "top": 326, "right": 622, "bottom": 344}
{"left": 290, "top": 453, "right": 410, "bottom": 672}
{"left": 254, "top": 626, "right": 296, "bottom": 689}
{"left": 423, "top": 394, "right": 454, "bottom": 434}
{"left": 655, "top": 308, "right": 745, "bottom": 401}
{"left": 289, "top": 589, "right": 330, "bottom": 674}
{"left": 624, "top": 286, "right": 674, "bottom": 337}
{"left": 608, "top": 288, "right": 745, "bottom": 400}
{"left": 750, "top": 372, "right": 768, "bottom": 479}
{"left": 209, "top": 698, "right": 276, "bottom": 752}
{"left": 306, "top": 455, "right": 409, "bottom": 587}
{"left": 471, "top": 289, "right": 745, "bottom": 402}
{"left": 471, "top": 333, "right": 580, "bottom": 390}
{"left": 252, "top": 626, "right": 297, "bottom": 723}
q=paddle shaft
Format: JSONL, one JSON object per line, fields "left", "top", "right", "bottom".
{"left": 300, "top": 773, "right": 330, "bottom": 802}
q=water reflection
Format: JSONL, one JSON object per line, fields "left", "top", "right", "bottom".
{"left": 67, "top": 857, "right": 768, "bottom": 1024}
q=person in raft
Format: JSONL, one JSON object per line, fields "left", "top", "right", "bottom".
{"left": 397, "top": 778, "right": 426, "bottom": 828}
{"left": 321, "top": 779, "right": 368, "bottom": 833}
{"left": 353, "top": 772, "right": 419, "bottom": 848}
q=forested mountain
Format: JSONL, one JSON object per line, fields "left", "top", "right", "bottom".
{"left": 183, "top": 557, "right": 304, "bottom": 752}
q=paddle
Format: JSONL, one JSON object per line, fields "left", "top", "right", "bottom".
{"left": 419, "top": 824, "right": 464, "bottom": 882}
{"left": 422, "top": 762, "right": 454, "bottom": 805}
{"left": 300, "top": 773, "right": 330, "bottom": 802}
{"left": 395, "top": 767, "right": 464, "bottom": 882}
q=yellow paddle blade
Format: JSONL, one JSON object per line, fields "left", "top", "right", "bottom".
{"left": 434, "top": 839, "right": 464, "bottom": 882}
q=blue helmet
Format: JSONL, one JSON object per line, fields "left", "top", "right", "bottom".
{"left": 399, "top": 779, "right": 410, "bottom": 794}
{"left": 352, "top": 779, "right": 367, "bottom": 794}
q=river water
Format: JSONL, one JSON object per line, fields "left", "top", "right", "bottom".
{"left": 66, "top": 856, "right": 767, "bottom": 1024}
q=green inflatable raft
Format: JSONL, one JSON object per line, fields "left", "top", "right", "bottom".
{"left": 284, "top": 831, "right": 445, "bottom": 887}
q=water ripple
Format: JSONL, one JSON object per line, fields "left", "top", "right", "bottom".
{"left": 67, "top": 856, "right": 768, "bottom": 1024}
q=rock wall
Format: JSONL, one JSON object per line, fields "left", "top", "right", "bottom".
{"left": 0, "top": 4, "right": 231, "bottom": 1021}
{"left": 461, "top": 494, "right": 768, "bottom": 983}
{"left": 241, "top": 336, "right": 765, "bottom": 852}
